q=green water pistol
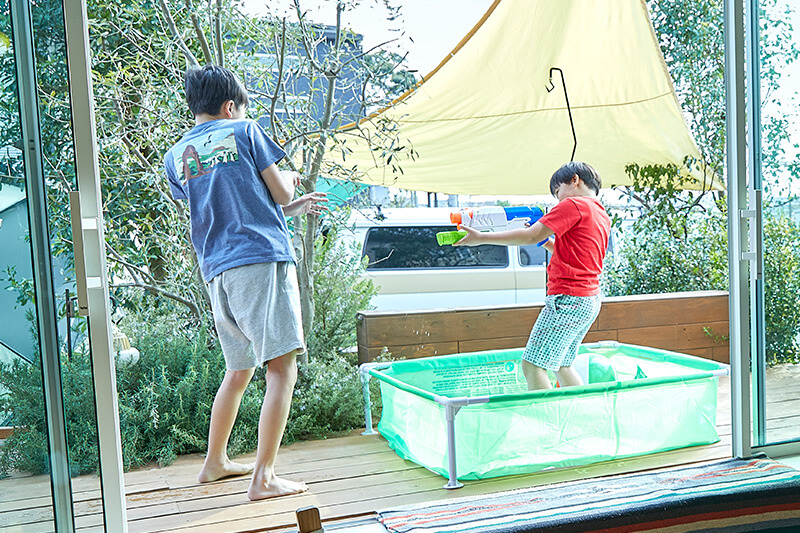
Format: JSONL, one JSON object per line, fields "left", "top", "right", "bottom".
{"left": 436, "top": 230, "right": 467, "bottom": 246}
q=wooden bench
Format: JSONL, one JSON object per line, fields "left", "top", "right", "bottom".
{"left": 356, "top": 290, "right": 729, "bottom": 365}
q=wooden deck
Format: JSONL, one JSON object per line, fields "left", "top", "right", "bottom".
{"left": 1, "top": 367, "right": 798, "bottom": 532}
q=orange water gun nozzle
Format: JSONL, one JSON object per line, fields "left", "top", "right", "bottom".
{"left": 450, "top": 209, "right": 472, "bottom": 225}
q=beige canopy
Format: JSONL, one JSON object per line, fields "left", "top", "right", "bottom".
{"left": 334, "top": 0, "right": 722, "bottom": 195}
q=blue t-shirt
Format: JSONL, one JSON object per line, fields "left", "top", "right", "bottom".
{"left": 164, "top": 118, "right": 295, "bottom": 281}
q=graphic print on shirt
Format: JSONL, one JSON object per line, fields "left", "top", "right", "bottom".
{"left": 172, "top": 128, "right": 238, "bottom": 184}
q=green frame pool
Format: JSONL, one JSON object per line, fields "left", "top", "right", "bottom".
{"left": 360, "top": 342, "right": 728, "bottom": 489}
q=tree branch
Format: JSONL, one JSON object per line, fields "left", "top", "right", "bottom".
{"left": 215, "top": 0, "right": 224, "bottom": 66}
{"left": 185, "top": 0, "right": 213, "bottom": 64}
{"left": 112, "top": 282, "right": 201, "bottom": 318}
{"left": 269, "top": 19, "right": 288, "bottom": 141}
{"left": 105, "top": 242, "right": 151, "bottom": 286}
{"left": 293, "top": 0, "right": 326, "bottom": 73}
{"left": 157, "top": 0, "right": 200, "bottom": 68}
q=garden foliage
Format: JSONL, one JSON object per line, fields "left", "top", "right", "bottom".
{"left": 0, "top": 229, "right": 379, "bottom": 477}
{"left": 604, "top": 0, "right": 800, "bottom": 365}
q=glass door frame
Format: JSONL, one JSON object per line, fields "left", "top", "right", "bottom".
{"left": 8, "top": 0, "right": 129, "bottom": 530}
{"left": 62, "top": 0, "right": 128, "bottom": 529}
{"left": 10, "top": 0, "right": 74, "bottom": 529}
{"left": 725, "top": 0, "right": 800, "bottom": 459}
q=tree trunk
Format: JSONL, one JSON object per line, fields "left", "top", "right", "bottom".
{"left": 295, "top": 68, "right": 338, "bottom": 362}
{"left": 296, "top": 182, "right": 318, "bottom": 365}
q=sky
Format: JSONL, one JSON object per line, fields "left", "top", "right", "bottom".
{"left": 239, "top": 0, "right": 495, "bottom": 76}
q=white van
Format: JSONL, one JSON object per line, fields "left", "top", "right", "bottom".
{"left": 347, "top": 207, "right": 549, "bottom": 312}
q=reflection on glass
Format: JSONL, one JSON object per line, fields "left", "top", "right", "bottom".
{"left": 757, "top": 0, "right": 800, "bottom": 446}
{"left": 364, "top": 226, "right": 509, "bottom": 269}
{"left": 518, "top": 244, "right": 548, "bottom": 267}
{"left": 0, "top": 0, "right": 56, "bottom": 530}
{"left": 1, "top": 0, "right": 107, "bottom": 529}
{"left": 763, "top": 198, "right": 800, "bottom": 445}
{"left": 33, "top": 0, "right": 108, "bottom": 528}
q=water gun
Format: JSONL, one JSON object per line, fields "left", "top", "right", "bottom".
{"left": 436, "top": 206, "right": 545, "bottom": 246}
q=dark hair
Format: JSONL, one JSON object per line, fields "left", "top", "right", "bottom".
{"left": 549, "top": 161, "right": 602, "bottom": 196}
{"left": 184, "top": 65, "right": 249, "bottom": 116}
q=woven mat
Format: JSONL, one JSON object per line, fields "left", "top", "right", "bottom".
{"left": 377, "top": 455, "right": 800, "bottom": 532}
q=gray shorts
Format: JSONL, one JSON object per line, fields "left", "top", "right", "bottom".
{"left": 522, "top": 294, "right": 602, "bottom": 371}
{"left": 208, "top": 262, "right": 305, "bottom": 371}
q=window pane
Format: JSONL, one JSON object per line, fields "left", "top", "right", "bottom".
{"left": 518, "top": 244, "right": 548, "bottom": 267}
{"left": 364, "top": 226, "right": 509, "bottom": 269}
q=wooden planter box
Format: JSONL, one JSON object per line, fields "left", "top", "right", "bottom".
{"left": 356, "top": 290, "right": 729, "bottom": 365}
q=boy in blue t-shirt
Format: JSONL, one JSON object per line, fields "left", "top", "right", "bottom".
{"left": 164, "top": 65, "right": 326, "bottom": 500}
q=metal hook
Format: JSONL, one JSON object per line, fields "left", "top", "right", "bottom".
{"left": 546, "top": 67, "right": 577, "bottom": 162}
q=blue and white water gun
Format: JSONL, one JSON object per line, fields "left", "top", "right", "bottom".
{"left": 436, "top": 206, "right": 545, "bottom": 246}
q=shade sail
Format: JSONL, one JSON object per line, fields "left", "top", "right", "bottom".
{"left": 334, "top": 0, "right": 723, "bottom": 195}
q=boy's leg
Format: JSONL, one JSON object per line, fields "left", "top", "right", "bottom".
{"left": 522, "top": 360, "right": 552, "bottom": 390}
{"left": 552, "top": 295, "right": 601, "bottom": 388}
{"left": 247, "top": 349, "right": 307, "bottom": 501}
{"left": 554, "top": 366, "right": 583, "bottom": 387}
{"left": 198, "top": 367, "right": 256, "bottom": 483}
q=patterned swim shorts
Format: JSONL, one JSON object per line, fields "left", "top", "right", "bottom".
{"left": 522, "top": 294, "right": 602, "bottom": 371}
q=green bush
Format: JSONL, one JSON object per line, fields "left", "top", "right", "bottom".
{"left": 116, "top": 321, "right": 234, "bottom": 469}
{"left": 603, "top": 209, "right": 728, "bottom": 296}
{"left": 604, "top": 206, "right": 800, "bottom": 365}
{"left": 0, "top": 319, "right": 381, "bottom": 477}
{"left": 0, "top": 355, "right": 49, "bottom": 476}
{"left": 762, "top": 214, "right": 800, "bottom": 364}
{"left": 0, "top": 222, "right": 380, "bottom": 477}
{"left": 0, "top": 346, "right": 105, "bottom": 476}
{"left": 308, "top": 223, "right": 377, "bottom": 358}
{"left": 284, "top": 351, "right": 381, "bottom": 443}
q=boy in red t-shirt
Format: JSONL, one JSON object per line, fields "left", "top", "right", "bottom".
{"left": 455, "top": 162, "right": 611, "bottom": 390}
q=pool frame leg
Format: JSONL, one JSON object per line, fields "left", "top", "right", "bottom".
{"left": 443, "top": 404, "right": 464, "bottom": 489}
{"left": 359, "top": 364, "right": 378, "bottom": 436}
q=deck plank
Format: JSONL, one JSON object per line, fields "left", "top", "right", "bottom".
{"left": 3, "top": 371, "right": 798, "bottom": 533}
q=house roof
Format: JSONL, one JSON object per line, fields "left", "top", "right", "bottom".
{"left": 0, "top": 184, "right": 25, "bottom": 213}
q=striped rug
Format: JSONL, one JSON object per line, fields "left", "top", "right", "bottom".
{"left": 377, "top": 456, "right": 800, "bottom": 532}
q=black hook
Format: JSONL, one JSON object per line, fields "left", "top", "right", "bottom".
{"left": 546, "top": 67, "right": 577, "bottom": 162}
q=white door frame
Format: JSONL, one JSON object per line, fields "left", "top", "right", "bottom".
{"left": 63, "top": 0, "right": 129, "bottom": 529}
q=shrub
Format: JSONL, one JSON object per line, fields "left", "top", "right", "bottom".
{"left": 603, "top": 208, "right": 728, "bottom": 296}
{"left": 115, "top": 320, "right": 239, "bottom": 469}
{"left": 604, "top": 205, "right": 800, "bottom": 365}
{"left": 284, "top": 351, "right": 381, "bottom": 443}
{"left": 762, "top": 214, "right": 800, "bottom": 364}
{"left": 308, "top": 221, "right": 377, "bottom": 359}
{"left": 0, "top": 221, "right": 379, "bottom": 476}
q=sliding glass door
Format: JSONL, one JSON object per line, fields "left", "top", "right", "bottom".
{"left": 1, "top": 0, "right": 126, "bottom": 530}
{"left": 1, "top": 0, "right": 78, "bottom": 530}
{"left": 727, "top": 0, "right": 800, "bottom": 458}
{"left": 750, "top": 0, "right": 800, "bottom": 451}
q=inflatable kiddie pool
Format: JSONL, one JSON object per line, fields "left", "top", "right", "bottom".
{"left": 360, "top": 342, "right": 728, "bottom": 488}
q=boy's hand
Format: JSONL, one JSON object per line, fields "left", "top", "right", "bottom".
{"left": 283, "top": 191, "right": 329, "bottom": 217}
{"left": 452, "top": 224, "right": 483, "bottom": 246}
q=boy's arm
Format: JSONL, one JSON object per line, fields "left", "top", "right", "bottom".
{"left": 260, "top": 164, "right": 297, "bottom": 205}
{"left": 454, "top": 220, "right": 555, "bottom": 247}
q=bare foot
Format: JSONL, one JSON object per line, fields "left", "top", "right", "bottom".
{"left": 247, "top": 475, "right": 308, "bottom": 501}
{"left": 198, "top": 459, "right": 254, "bottom": 483}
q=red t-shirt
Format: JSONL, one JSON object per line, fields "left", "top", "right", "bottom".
{"left": 539, "top": 196, "right": 611, "bottom": 296}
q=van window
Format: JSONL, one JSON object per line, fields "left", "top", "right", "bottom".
{"left": 363, "top": 226, "right": 509, "bottom": 270}
{"left": 518, "top": 244, "right": 548, "bottom": 266}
